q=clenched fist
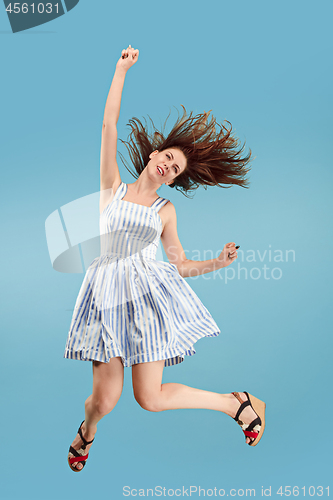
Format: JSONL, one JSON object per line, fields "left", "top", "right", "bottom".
{"left": 116, "top": 44, "right": 139, "bottom": 72}
{"left": 216, "top": 242, "right": 239, "bottom": 268}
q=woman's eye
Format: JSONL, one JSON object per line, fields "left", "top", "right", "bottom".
{"left": 174, "top": 167, "right": 177, "bottom": 172}
{"left": 166, "top": 154, "right": 170, "bottom": 159}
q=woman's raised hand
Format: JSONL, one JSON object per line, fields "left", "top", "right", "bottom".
{"left": 116, "top": 45, "right": 139, "bottom": 72}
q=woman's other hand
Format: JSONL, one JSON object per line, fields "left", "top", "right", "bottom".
{"left": 116, "top": 45, "right": 139, "bottom": 72}
{"left": 216, "top": 242, "right": 238, "bottom": 268}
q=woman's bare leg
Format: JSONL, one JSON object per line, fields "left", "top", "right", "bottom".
{"left": 69, "top": 356, "right": 124, "bottom": 470}
{"left": 132, "top": 360, "right": 258, "bottom": 444}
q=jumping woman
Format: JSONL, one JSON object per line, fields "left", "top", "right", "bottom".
{"left": 65, "top": 45, "right": 266, "bottom": 472}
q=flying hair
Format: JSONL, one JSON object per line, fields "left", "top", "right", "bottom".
{"left": 119, "top": 105, "right": 253, "bottom": 199}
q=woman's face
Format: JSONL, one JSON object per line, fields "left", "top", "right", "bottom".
{"left": 148, "top": 148, "right": 187, "bottom": 185}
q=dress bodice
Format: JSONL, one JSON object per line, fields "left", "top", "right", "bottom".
{"left": 99, "top": 182, "right": 169, "bottom": 262}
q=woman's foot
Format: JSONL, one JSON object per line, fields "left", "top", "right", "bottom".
{"left": 68, "top": 421, "right": 96, "bottom": 471}
{"left": 229, "top": 392, "right": 263, "bottom": 445}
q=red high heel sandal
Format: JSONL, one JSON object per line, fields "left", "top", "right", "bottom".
{"left": 68, "top": 421, "right": 95, "bottom": 471}
{"left": 231, "top": 392, "right": 266, "bottom": 446}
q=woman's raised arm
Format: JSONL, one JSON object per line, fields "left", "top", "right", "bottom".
{"left": 100, "top": 45, "right": 139, "bottom": 191}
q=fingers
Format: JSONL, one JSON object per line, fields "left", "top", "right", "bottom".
{"left": 121, "top": 45, "right": 139, "bottom": 60}
{"left": 226, "top": 242, "right": 238, "bottom": 260}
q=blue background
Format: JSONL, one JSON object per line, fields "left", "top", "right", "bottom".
{"left": 1, "top": 0, "right": 332, "bottom": 498}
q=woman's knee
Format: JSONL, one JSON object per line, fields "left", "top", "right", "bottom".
{"left": 134, "top": 391, "right": 162, "bottom": 412}
{"left": 131, "top": 360, "right": 165, "bottom": 412}
{"left": 89, "top": 357, "right": 124, "bottom": 416}
{"left": 86, "top": 393, "right": 121, "bottom": 416}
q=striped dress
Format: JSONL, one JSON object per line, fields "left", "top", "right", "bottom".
{"left": 64, "top": 181, "right": 220, "bottom": 367}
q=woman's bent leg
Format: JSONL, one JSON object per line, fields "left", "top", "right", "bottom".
{"left": 132, "top": 360, "right": 235, "bottom": 413}
{"left": 132, "top": 360, "right": 258, "bottom": 444}
{"left": 70, "top": 356, "right": 124, "bottom": 470}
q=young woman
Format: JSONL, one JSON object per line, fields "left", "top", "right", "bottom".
{"left": 66, "top": 45, "right": 266, "bottom": 472}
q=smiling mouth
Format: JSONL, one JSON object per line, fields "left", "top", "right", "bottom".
{"left": 157, "top": 166, "right": 164, "bottom": 176}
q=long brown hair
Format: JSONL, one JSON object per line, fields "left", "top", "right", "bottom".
{"left": 119, "top": 105, "right": 253, "bottom": 199}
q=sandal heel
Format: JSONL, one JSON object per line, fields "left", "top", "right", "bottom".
{"left": 246, "top": 393, "right": 266, "bottom": 447}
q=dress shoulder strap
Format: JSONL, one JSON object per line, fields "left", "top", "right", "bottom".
{"left": 151, "top": 197, "right": 170, "bottom": 212}
{"left": 113, "top": 181, "right": 126, "bottom": 202}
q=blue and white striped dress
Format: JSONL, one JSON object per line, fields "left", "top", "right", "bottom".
{"left": 64, "top": 181, "right": 220, "bottom": 367}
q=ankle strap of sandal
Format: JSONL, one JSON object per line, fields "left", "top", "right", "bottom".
{"left": 232, "top": 392, "right": 244, "bottom": 404}
{"left": 232, "top": 392, "right": 251, "bottom": 422}
{"left": 78, "top": 421, "right": 95, "bottom": 449}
